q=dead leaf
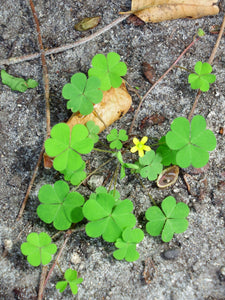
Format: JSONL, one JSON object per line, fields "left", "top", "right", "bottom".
{"left": 67, "top": 82, "right": 132, "bottom": 132}
{"left": 140, "top": 113, "right": 165, "bottom": 130}
{"left": 143, "top": 258, "right": 156, "bottom": 284}
{"left": 44, "top": 83, "right": 132, "bottom": 168}
{"left": 142, "top": 62, "right": 156, "bottom": 84}
{"left": 124, "top": 0, "right": 219, "bottom": 23}
{"left": 74, "top": 16, "right": 101, "bottom": 31}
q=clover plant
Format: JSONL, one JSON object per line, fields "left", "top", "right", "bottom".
{"left": 113, "top": 228, "right": 144, "bottom": 262}
{"left": 107, "top": 129, "right": 128, "bottom": 150}
{"left": 37, "top": 181, "right": 84, "bottom": 230}
{"left": 62, "top": 72, "right": 103, "bottom": 115}
{"left": 21, "top": 232, "right": 57, "bottom": 266}
{"left": 165, "top": 115, "right": 216, "bottom": 168}
{"left": 188, "top": 61, "right": 216, "bottom": 92}
{"left": 56, "top": 268, "right": 83, "bottom": 295}
{"left": 19, "top": 52, "right": 218, "bottom": 297}
{"left": 45, "top": 123, "right": 94, "bottom": 171}
{"left": 134, "top": 150, "right": 163, "bottom": 181}
{"left": 1, "top": 69, "right": 38, "bottom": 92}
{"left": 145, "top": 196, "right": 189, "bottom": 242}
{"left": 88, "top": 52, "right": 127, "bottom": 90}
{"left": 83, "top": 192, "right": 136, "bottom": 242}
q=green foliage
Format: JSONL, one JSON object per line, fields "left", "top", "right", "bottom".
{"left": 113, "top": 228, "right": 144, "bottom": 262}
{"left": 62, "top": 161, "right": 86, "bottom": 186}
{"left": 88, "top": 52, "right": 127, "bottom": 91}
{"left": 145, "top": 196, "right": 189, "bottom": 242}
{"left": 197, "top": 28, "right": 205, "bottom": 37}
{"left": 107, "top": 129, "right": 128, "bottom": 150}
{"left": 21, "top": 232, "right": 57, "bottom": 267}
{"left": 156, "top": 136, "right": 177, "bottom": 166}
{"left": 188, "top": 61, "right": 216, "bottom": 92}
{"left": 62, "top": 72, "right": 103, "bottom": 115}
{"left": 45, "top": 123, "right": 94, "bottom": 171}
{"left": 56, "top": 268, "right": 83, "bottom": 295}
{"left": 1, "top": 69, "right": 38, "bottom": 92}
{"left": 116, "top": 151, "right": 139, "bottom": 179}
{"left": 135, "top": 150, "right": 163, "bottom": 181}
{"left": 89, "top": 186, "right": 122, "bottom": 204}
{"left": 83, "top": 192, "right": 136, "bottom": 242}
{"left": 85, "top": 120, "right": 100, "bottom": 143}
{"left": 37, "top": 181, "right": 84, "bottom": 230}
{"left": 165, "top": 115, "right": 217, "bottom": 168}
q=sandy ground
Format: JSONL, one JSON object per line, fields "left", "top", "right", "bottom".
{"left": 0, "top": 1, "right": 225, "bottom": 299}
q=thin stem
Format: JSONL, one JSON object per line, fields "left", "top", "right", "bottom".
{"left": 135, "top": 173, "right": 156, "bottom": 206}
{"left": 93, "top": 108, "right": 108, "bottom": 130}
{"left": 113, "top": 163, "right": 120, "bottom": 196}
{"left": 38, "top": 266, "right": 48, "bottom": 300}
{"left": 93, "top": 147, "right": 114, "bottom": 154}
{"left": 17, "top": 144, "right": 45, "bottom": 220}
{"left": 56, "top": 262, "right": 64, "bottom": 275}
{"left": 39, "top": 232, "right": 71, "bottom": 300}
{"left": 74, "top": 157, "right": 114, "bottom": 191}
{"left": 128, "top": 36, "right": 201, "bottom": 135}
{"left": 0, "top": 15, "right": 129, "bottom": 66}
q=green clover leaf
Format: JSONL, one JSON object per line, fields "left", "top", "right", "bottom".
{"left": 145, "top": 196, "right": 189, "bottom": 242}
{"left": 165, "top": 115, "right": 217, "bottom": 168}
{"left": 62, "top": 72, "right": 103, "bottom": 115}
{"left": 136, "top": 150, "right": 163, "bottom": 181}
{"left": 85, "top": 120, "right": 100, "bottom": 143}
{"left": 83, "top": 193, "right": 136, "bottom": 242}
{"left": 188, "top": 61, "right": 216, "bottom": 92}
{"left": 107, "top": 129, "right": 128, "bottom": 150}
{"left": 37, "top": 181, "right": 84, "bottom": 230}
{"left": 56, "top": 268, "right": 83, "bottom": 295}
{"left": 113, "top": 228, "right": 144, "bottom": 262}
{"left": 156, "top": 136, "right": 177, "bottom": 166}
{"left": 88, "top": 52, "right": 127, "bottom": 91}
{"left": 62, "top": 161, "right": 86, "bottom": 186}
{"left": 89, "top": 187, "right": 122, "bottom": 204}
{"left": 21, "top": 232, "right": 57, "bottom": 267}
{"left": 45, "top": 123, "right": 94, "bottom": 171}
{"left": 1, "top": 69, "right": 38, "bottom": 92}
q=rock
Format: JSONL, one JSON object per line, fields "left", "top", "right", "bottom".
{"left": 87, "top": 175, "right": 104, "bottom": 191}
{"left": 161, "top": 248, "right": 181, "bottom": 260}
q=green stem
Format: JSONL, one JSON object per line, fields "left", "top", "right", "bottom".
{"left": 173, "top": 65, "right": 192, "bottom": 73}
{"left": 74, "top": 157, "right": 114, "bottom": 191}
{"left": 93, "top": 147, "right": 114, "bottom": 154}
{"left": 135, "top": 173, "right": 157, "bottom": 206}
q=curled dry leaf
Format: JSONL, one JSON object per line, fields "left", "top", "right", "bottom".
{"left": 67, "top": 82, "right": 132, "bottom": 132}
{"left": 142, "top": 62, "right": 156, "bottom": 84}
{"left": 125, "top": 0, "right": 219, "bottom": 23}
{"left": 156, "top": 165, "right": 179, "bottom": 188}
{"left": 74, "top": 16, "right": 101, "bottom": 31}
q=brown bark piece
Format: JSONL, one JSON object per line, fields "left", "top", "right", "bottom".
{"left": 66, "top": 82, "right": 132, "bottom": 132}
{"left": 130, "top": 0, "right": 219, "bottom": 23}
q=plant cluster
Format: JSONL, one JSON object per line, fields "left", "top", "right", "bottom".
{"left": 15, "top": 52, "right": 216, "bottom": 296}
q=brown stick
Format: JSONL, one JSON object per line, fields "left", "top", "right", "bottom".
{"left": 29, "top": 0, "right": 51, "bottom": 138}
{"left": 128, "top": 37, "right": 200, "bottom": 135}
{"left": 188, "top": 14, "right": 225, "bottom": 121}
{"left": 17, "top": 0, "right": 51, "bottom": 220}
{"left": 0, "top": 15, "right": 129, "bottom": 66}
{"left": 17, "top": 144, "right": 45, "bottom": 220}
{"left": 38, "top": 266, "right": 48, "bottom": 300}
{"left": 38, "top": 232, "right": 71, "bottom": 300}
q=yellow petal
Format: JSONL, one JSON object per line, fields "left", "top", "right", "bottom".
{"left": 143, "top": 146, "right": 151, "bottom": 151}
{"left": 133, "top": 137, "right": 139, "bottom": 145}
{"left": 130, "top": 146, "right": 138, "bottom": 153}
{"left": 141, "top": 136, "right": 148, "bottom": 144}
{"left": 138, "top": 149, "right": 144, "bottom": 157}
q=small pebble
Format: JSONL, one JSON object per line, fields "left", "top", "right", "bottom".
{"left": 161, "top": 248, "right": 181, "bottom": 260}
{"left": 220, "top": 266, "right": 225, "bottom": 276}
{"left": 4, "top": 239, "right": 13, "bottom": 251}
{"left": 71, "top": 252, "right": 81, "bottom": 265}
{"left": 87, "top": 175, "right": 104, "bottom": 191}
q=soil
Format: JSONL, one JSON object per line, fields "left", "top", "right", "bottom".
{"left": 0, "top": 1, "right": 225, "bottom": 299}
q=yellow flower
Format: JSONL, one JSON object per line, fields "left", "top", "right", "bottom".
{"left": 130, "top": 136, "right": 151, "bottom": 157}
